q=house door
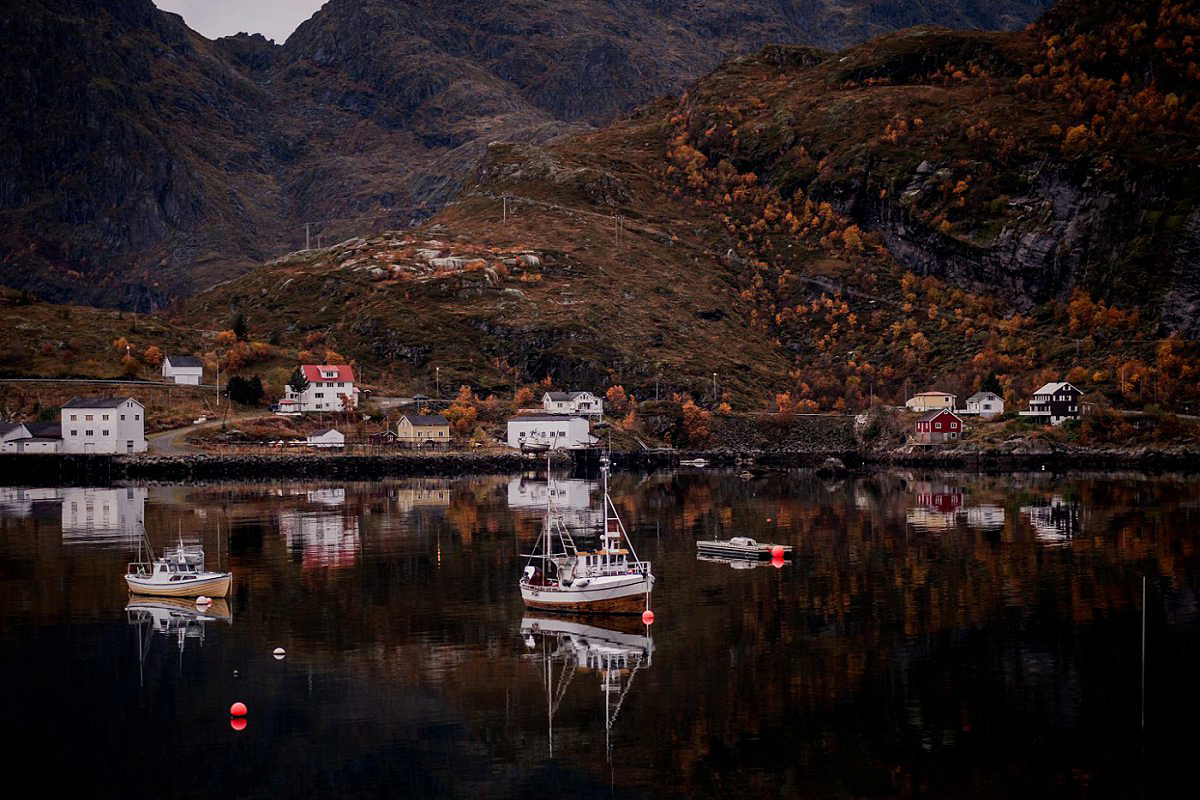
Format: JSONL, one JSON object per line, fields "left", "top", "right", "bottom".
{"left": 126, "top": 441, "right": 134, "bottom": 453}
{"left": 84, "top": 443, "right": 96, "bottom": 453}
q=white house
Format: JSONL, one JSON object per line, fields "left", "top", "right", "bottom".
{"left": 965, "top": 391, "right": 1004, "bottom": 418}
{"left": 60, "top": 397, "right": 146, "bottom": 454}
{"left": 306, "top": 428, "right": 345, "bottom": 448}
{"left": 162, "top": 355, "right": 204, "bottom": 385}
{"left": 542, "top": 391, "right": 603, "bottom": 417}
{"left": 506, "top": 415, "right": 596, "bottom": 450}
{"left": 1, "top": 422, "right": 63, "bottom": 454}
{"left": 905, "top": 391, "right": 957, "bottom": 412}
{"left": 285, "top": 365, "right": 359, "bottom": 412}
{"left": 1020, "top": 381, "right": 1083, "bottom": 426}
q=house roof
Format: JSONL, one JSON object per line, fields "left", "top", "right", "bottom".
{"left": 967, "top": 392, "right": 1001, "bottom": 402}
{"left": 165, "top": 355, "right": 203, "bottom": 368}
{"left": 62, "top": 396, "right": 139, "bottom": 409}
{"left": 1032, "top": 381, "right": 1080, "bottom": 396}
{"left": 509, "top": 414, "right": 590, "bottom": 422}
{"left": 918, "top": 408, "right": 961, "bottom": 423}
{"left": 0, "top": 422, "right": 26, "bottom": 436}
{"left": 25, "top": 423, "right": 61, "bottom": 438}
{"left": 911, "top": 390, "right": 955, "bottom": 397}
{"left": 301, "top": 364, "right": 355, "bottom": 383}
{"left": 400, "top": 413, "right": 448, "bottom": 426}
{"left": 310, "top": 428, "right": 341, "bottom": 437}
{"left": 544, "top": 391, "right": 589, "bottom": 401}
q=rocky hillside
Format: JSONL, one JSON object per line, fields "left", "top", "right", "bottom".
{"left": 0, "top": 0, "right": 1052, "bottom": 309}
{"left": 177, "top": 0, "right": 1200, "bottom": 413}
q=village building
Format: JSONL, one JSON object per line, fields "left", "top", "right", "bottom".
{"left": 60, "top": 397, "right": 146, "bottom": 454}
{"left": 306, "top": 428, "right": 345, "bottom": 448}
{"left": 1020, "top": 381, "right": 1082, "bottom": 426}
{"left": 541, "top": 391, "right": 603, "bottom": 417}
{"left": 914, "top": 409, "right": 963, "bottom": 444}
{"left": 905, "top": 391, "right": 957, "bottom": 413}
{"left": 964, "top": 391, "right": 1005, "bottom": 418}
{"left": 506, "top": 415, "right": 596, "bottom": 451}
{"left": 396, "top": 413, "right": 450, "bottom": 448}
{"left": 162, "top": 355, "right": 204, "bottom": 385}
{"left": 1, "top": 422, "right": 63, "bottom": 454}
{"left": 285, "top": 365, "right": 359, "bottom": 412}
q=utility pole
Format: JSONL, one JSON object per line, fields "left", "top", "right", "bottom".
{"left": 712, "top": 373, "right": 718, "bottom": 402}
{"left": 435, "top": 366, "right": 440, "bottom": 399}
{"left": 305, "top": 222, "right": 311, "bottom": 250}
{"left": 502, "top": 194, "right": 510, "bottom": 222}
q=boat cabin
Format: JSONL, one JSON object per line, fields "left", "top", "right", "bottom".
{"left": 729, "top": 537, "right": 758, "bottom": 548}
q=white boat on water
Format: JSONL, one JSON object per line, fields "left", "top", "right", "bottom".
{"left": 695, "top": 535, "right": 792, "bottom": 559}
{"left": 125, "top": 531, "right": 232, "bottom": 598}
{"left": 519, "top": 460, "right": 653, "bottom": 615}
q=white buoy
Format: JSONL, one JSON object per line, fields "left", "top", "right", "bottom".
{"left": 196, "top": 595, "right": 212, "bottom": 606}
{"left": 273, "top": 647, "right": 286, "bottom": 660}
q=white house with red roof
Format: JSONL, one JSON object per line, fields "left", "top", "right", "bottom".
{"left": 284, "top": 365, "right": 359, "bottom": 412}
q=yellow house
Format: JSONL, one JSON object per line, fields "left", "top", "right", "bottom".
{"left": 905, "top": 391, "right": 957, "bottom": 412}
{"left": 396, "top": 413, "right": 450, "bottom": 447}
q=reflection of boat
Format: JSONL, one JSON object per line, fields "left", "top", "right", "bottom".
{"left": 521, "top": 614, "right": 653, "bottom": 760}
{"left": 679, "top": 458, "right": 708, "bottom": 467}
{"left": 126, "top": 597, "right": 232, "bottom": 682}
{"left": 695, "top": 536, "right": 791, "bottom": 558}
{"left": 519, "top": 462, "right": 653, "bottom": 614}
{"left": 125, "top": 533, "right": 232, "bottom": 598}
{"left": 696, "top": 552, "right": 788, "bottom": 569}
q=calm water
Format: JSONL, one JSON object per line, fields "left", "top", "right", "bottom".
{"left": 1, "top": 470, "right": 1198, "bottom": 798}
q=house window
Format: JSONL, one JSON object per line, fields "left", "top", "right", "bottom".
{"left": 102, "top": 415, "right": 109, "bottom": 421}
{"left": 315, "top": 392, "right": 324, "bottom": 398}
{"left": 70, "top": 414, "right": 77, "bottom": 421}
{"left": 134, "top": 414, "right": 140, "bottom": 420}
{"left": 934, "top": 422, "right": 942, "bottom": 430}
{"left": 102, "top": 430, "right": 109, "bottom": 436}
{"left": 120, "top": 414, "right": 126, "bottom": 421}
{"left": 85, "top": 430, "right": 93, "bottom": 436}
{"left": 85, "top": 415, "right": 93, "bottom": 421}
{"left": 70, "top": 430, "right": 77, "bottom": 436}
{"left": 559, "top": 430, "right": 566, "bottom": 437}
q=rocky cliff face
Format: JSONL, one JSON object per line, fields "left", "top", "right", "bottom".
{"left": 0, "top": 0, "right": 1053, "bottom": 309}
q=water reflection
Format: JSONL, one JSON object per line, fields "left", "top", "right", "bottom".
{"left": 0, "top": 471, "right": 1198, "bottom": 799}
{"left": 508, "top": 476, "right": 600, "bottom": 529}
{"left": 521, "top": 614, "right": 654, "bottom": 761}
{"left": 125, "top": 597, "right": 232, "bottom": 682}
{"left": 0, "top": 486, "right": 146, "bottom": 543}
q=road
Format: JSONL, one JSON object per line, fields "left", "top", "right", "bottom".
{"left": 147, "top": 411, "right": 266, "bottom": 455}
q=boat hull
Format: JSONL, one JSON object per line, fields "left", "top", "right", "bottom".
{"left": 520, "top": 574, "right": 653, "bottom": 614}
{"left": 125, "top": 573, "right": 232, "bottom": 598}
{"left": 695, "top": 541, "right": 792, "bottom": 559}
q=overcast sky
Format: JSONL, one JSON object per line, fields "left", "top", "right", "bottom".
{"left": 153, "top": 1, "right": 328, "bottom": 43}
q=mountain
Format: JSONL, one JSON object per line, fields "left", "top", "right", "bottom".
{"left": 174, "top": 0, "right": 1200, "bottom": 412}
{"left": 0, "top": 0, "right": 1053, "bottom": 309}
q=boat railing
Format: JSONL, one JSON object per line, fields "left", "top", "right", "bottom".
{"left": 127, "top": 560, "right": 153, "bottom": 576}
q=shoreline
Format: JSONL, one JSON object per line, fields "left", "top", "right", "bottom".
{"left": 2, "top": 444, "right": 1198, "bottom": 486}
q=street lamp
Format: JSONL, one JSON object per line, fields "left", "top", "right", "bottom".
{"left": 712, "top": 372, "right": 718, "bottom": 401}
{"left": 435, "top": 366, "right": 440, "bottom": 398}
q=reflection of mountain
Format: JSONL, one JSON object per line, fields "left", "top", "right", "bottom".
{"left": 1021, "top": 496, "right": 1083, "bottom": 545}
{"left": 508, "top": 478, "right": 600, "bottom": 529}
{"left": 521, "top": 615, "right": 653, "bottom": 761}
{"left": 279, "top": 510, "right": 360, "bottom": 569}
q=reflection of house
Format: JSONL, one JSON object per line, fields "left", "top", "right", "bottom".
{"left": 395, "top": 484, "right": 452, "bottom": 513}
{"left": 905, "top": 391, "right": 956, "bottom": 412}
{"left": 1020, "top": 382, "right": 1082, "bottom": 426}
{"left": 0, "top": 487, "right": 62, "bottom": 516}
{"left": 61, "top": 487, "right": 147, "bottom": 543}
{"left": 162, "top": 355, "right": 203, "bottom": 385}
{"left": 508, "top": 478, "right": 600, "bottom": 528}
{"left": 506, "top": 416, "right": 596, "bottom": 450}
{"left": 542, "top": 391, "right": 603, "bottom": 417}
{"left": 306, "top": 488, "right": 345, "bottom": 506}
{"left": 916, "top": 488, "right": 964, "bottom": 514}
{"left": 964, "top": 505, "right": 1006, "bottom": 531}
{"left": 396, "top": 414, "right": 450, "bottom": 447}
{"left": 279, "top": 510, "right": 360, "bottom": 569}
{"left": 1021, "top": 496, "right": 1082, "bottom": 544}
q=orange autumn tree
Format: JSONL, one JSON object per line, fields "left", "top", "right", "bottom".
{"left": 514, "top": 387, "right": 535, "bottom": 408}
{"left": 606, "top": 385, "right": 634, "bottom": 416}
{"left": 444, "top": 385, "right": 479, "bottom": 436}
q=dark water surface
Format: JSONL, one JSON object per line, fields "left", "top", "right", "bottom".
{"left": 1, "top": 470, "right": 1198, "bottom": 798}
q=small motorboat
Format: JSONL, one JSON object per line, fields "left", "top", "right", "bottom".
{"left": 695, "top": 536, "right": 792, "bottom": 559}
{"left": 125, "top": 534, "right": 232, "bottom": 598}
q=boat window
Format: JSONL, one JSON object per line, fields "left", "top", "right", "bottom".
{"left": 170, "top": 576, "right": 180, "bottom": 581}
{"left": 159, "top": 565, "right": 168, "bottom": 573}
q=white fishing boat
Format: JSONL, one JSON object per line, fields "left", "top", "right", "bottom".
{"left": 519, "top": 461, "right": 653, "bottom": 614}
{"left": 125, "top": 528, "right": 232, "bottom": 598}
{"left": 695, "top": 535, "right": 792, "bottom": 559}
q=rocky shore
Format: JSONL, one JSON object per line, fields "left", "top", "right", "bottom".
{"left": 875, "top": 440, "right": 1200, "bottom": 470}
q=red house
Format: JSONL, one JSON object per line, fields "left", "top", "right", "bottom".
{"left": 915, "top": 409, "right": 963, "bottom": 444}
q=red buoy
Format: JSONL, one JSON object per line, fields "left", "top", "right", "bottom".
{"left": 771, "top": 545, "right": 785, "bottom": 559}
{"left": 230, "top": 702, "right": 247, "bottom": 717}
{"left": 641, "top": 609, "right": 655, "bottom": 625}
{"left": 230, "top": 717, "right": 247, "bottom": 732}
{"left": 772, "top": 554, "right": 785, "bottom": 569}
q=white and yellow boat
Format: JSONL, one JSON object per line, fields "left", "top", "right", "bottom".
{"left": 125, "top": 539, "right": 232, "bottom": 598}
